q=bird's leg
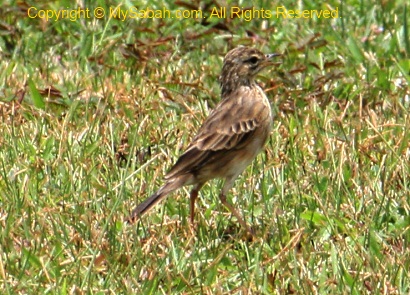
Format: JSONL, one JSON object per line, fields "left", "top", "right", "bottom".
{"left": 189, "top": 187, "right": 200, "bottom": 224}
{"left": 219, "top": 192, "right": 255, "bottom": 237}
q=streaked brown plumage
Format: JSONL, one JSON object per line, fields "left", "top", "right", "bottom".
{"left": 129, "top": 46, "right": 280, "bottom": 235}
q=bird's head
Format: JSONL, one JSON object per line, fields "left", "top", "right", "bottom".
{"left": 219, "top": 46, "right": 280, "bottom": 95}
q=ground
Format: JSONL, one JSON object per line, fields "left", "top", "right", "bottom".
{"left": 0, "top": 0, "right": 409, "bottom": 294}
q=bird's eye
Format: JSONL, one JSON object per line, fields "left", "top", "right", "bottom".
{"left": 246, "top": 56, "right": 259, "bottom": 64}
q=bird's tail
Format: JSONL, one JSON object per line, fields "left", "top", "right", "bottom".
{"left": 128, "top": 176, "right": 187, "bottom": 222}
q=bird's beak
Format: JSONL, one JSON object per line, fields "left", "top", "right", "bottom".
{"left": 264, "top": 53, "right": 282, "bottom": 67}
{"left": 266, "top": 53, "right": 282, "bottom": 59}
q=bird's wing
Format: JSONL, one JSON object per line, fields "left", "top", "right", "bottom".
{"left": 165, "top": 87, "right": 270, "bottom": 179}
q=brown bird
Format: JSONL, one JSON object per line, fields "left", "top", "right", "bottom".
{"left": 129, "top": 46, "right": 280, "bottom": 235}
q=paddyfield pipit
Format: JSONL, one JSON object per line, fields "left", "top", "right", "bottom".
{"left": 129, "top": 46, "right": 280, "bottom": 235}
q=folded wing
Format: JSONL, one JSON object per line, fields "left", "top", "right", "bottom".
{"left": 165, "top": 90, "right": 270, "bottom": 179}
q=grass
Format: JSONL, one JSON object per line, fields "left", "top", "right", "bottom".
{"left": 0, "top": 0, "right": 409, "bottom": 293}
